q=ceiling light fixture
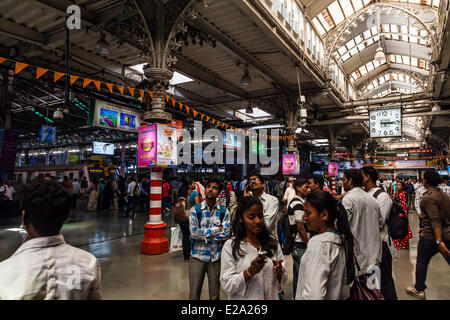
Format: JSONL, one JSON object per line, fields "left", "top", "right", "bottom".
{"left": 374, "top": 9, "right": 386, "bottom": 62}
{"left": 240, "top": 64, "right": 251, "bottom": 86}
{"left": 245, "top": 103, "right": 253, "bottom": 114}
{"left": 95, "top": 33, "right": 110, "bottom": 55}
{"left": 431, "top": 104, "right": 441, "bottom": 112}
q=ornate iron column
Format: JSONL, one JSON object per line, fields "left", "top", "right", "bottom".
{"left": 132, "top": 0, "right": 206, "bottom": 123}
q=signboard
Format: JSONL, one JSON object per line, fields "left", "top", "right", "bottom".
{"left": 138, "top": 124, "right": 157, "bottom": 167}
{"left": 282, "top": 154, "right": 296, "bottom": 175}
{"left": 93, "top": 142, "right": 114, "bottom": 155}
{"left": 68, "top": 154, "right": 79, "bottom": 163}
{"left": 171, "top": 119, "right": 183, "bottom": 141}
{"left": 91, "top": 155, "right": 105, "bottom": 163}
{"left": 157, "top": 123, "right": 177, "bottom": 167}
{"left": 328, "top": 162, "right": 338, "bottom": 176}
{"left": 39, "top": 125, "right": 56, "bottom": 142}
{"left": 373, "top": 159, "right": 435, "bottom": 169}
{"left": 92, "top": 99, "right": 141, "bottom": 132}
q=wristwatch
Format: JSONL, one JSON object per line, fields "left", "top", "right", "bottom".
{"left": 436, "top": 240, "right": 442, "bottom": 245}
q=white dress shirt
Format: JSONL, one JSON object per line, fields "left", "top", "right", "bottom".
{"left": 220, "top": 239, "right": 287, "bottom": 300}
{"left": 367, "top": 187, "right": 392, "bottom": 243}
{"left": 282, "top": 186, "right": 296, "bottom": 210}
{"left": 296, "top": 231, "right": 350, "bottom": 300}
{"left": 342, "top": 187, "right": 382, "bottom": 276}
{"left": 257, "top": 192, "right": 280, "bottom": 239}
{"left": 72, "top": 181, "right": 82, "bottom": 195}
{"left": 0, "top": 235, "right": 102, "bottom": 300}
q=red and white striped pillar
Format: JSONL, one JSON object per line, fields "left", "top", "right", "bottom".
{"left": 331, "top": 176, "right": 337, "bottom": 196}
{"left": 141, "top": 167, "right": 169, "bottom": 255}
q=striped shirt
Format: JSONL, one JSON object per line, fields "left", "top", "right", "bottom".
{"left": 189, "top": 201, "right": 230, "bottom": 262}
{"left": 415, "top": 184, "right": 450, "bottom": 215}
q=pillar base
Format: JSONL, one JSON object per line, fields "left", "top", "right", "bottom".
{"left": 141, "top": 222, "right": 169, "bottom": 255}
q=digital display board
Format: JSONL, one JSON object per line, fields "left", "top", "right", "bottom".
{"left": 93, "top": 142, "right": 114, "bottom": 155}
{"left": 92, "top": 99, "right": 141, "bottom": 132}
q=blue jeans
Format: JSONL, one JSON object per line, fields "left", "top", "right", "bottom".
{"left": 292, "top": 244, "right": 307, "bottom": 299}
{"left": 414, "top": 237, "right": 450, "bottom": 291}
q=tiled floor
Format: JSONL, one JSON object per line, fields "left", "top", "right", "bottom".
{"left": 1, "top": 199, "right": 449, "bottom": 300}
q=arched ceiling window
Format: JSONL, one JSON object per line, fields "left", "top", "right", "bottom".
{"left": 334, "top": 24, "right": 430, "bottom": 63}
{"left": 363, "top": 71, "right": 421, "bottom": 94}
{"left": 350, "top": 59, "right": 387, "bottom": 81}
{"left": 313, "top": 0, "right": 440, "bottom": 37}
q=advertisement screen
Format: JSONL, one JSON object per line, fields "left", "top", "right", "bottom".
{"left": 99, "top": 108, "right": 118, "bottom": 128}
{"left": 93, "top": 142, "right": 114, "bottom": 155}
{"left": 328, "top": 162, "right": 338, "bottom": 176}
{"left": 282, "top": 154, "right": 296, "bottom": 175}
{"left": 138, "top": 125, "right": 157, "bottom": 167}
{"left": 157, "top": 124, "right": 177, "bottom": 167}
{"left": 120, "top": 113, "right": 136, "bottom": 131}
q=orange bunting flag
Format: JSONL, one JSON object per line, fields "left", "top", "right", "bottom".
{"left": 185, "top": 106, "right": 190, "bottom": 114}
{"left": 178, "top": 102, "right": 183, "bottom": 110}
{"left": 106, "top": 83, "right": 114, "bottom": 93}
{"left": 128, "top": 87, "right": 135, "bottom": 96}
{"left": 200, "top": 113, "right": 205, "bottom": 120}
{"left": 212, "top": 119, "right": 216, "bottom": 125}
{"left": 217, "top": 121, "right": 221, "bottom": 127}
{"left": 36, "top": 67, "right": 48, "bottom": 79}
{"left": 221, "top": 123, "right": 225, "bottom": 128}
{"left": 54, "top": 72, "right": 65, "bottom": 82}
{"left": 83, "top": 78, "right": 92, "bottom": 88}
{"left": 117, "top": 86, "right": 124, "bottom": 95}
{"left": 149, "top": 91, "right": 154, "bottom": 99}
{"left": 139, "top": 89, "right": 145, "bottom": 98}
{"left": 192, "top": 110, "right": 198, "bottom": 118}
{"left": 15, "top": 62, "right": 29, "bottom": 74}
{"left": 93, "top": 80, "right": 101, "bottom": 91}
{"left": 0, "top": 57, "right": 6, "bottom": 64}
{"left": 172, "top": 99, "right": 176, "bottom": 107}
{"left": 70, "top": 75, "right": 79, "bottom": 85}
{"left": 166, "top": 95, "right": 169, "bottom": 102}
{"left": 206, "top": 116, "right": 210, "bottom": 122}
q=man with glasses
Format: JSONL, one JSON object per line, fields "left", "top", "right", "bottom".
{"left": 244, "top": 172, "right": 280, "bottom": 240}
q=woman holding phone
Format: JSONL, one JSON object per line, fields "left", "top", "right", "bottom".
{"left": 220, "top": 196, "right": 287, "bottom": 300}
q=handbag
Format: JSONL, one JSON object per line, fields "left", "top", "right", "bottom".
{"left": 170, "top": 226, "right": 183, "bottom": 252}
{"left": 350, "top": 259, "right": 385, "bottom": 300}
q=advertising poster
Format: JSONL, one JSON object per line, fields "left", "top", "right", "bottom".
{"left": 328, "top": 162, "right": 338, "bottom": 176}
{"left": 93, "top": 99, "right": 141, "bottom": 132}
{"left": 157, "top": 124, "right": 177, "bottom": 167}
{"left": 171, "top": 119, "right": 183, "bottom": 141}
{"left": 250, "top": 140, "right": 258, "bottom": 154}
{"left": 68, "top": 154, "right": 79, "bottom": 163}
{"left": 93, "top": 142, "right": 115, "bottom": 155}
{"left": 282, "top": 153, "right": 296, "bottom": 175}
{"left": 294, "top": 152, "right": 300, "bottom": 175}
{"left": 258, "top": 141, "right": 266, "bottom": 155}
{"left": 223, "top": 131, "right": 242, "bottom": 150}
{"left": 138, "top": 124, "right": 157, "bottom": 167}
{"left": 99, "top": 108, "right": 118, "bottom": 128}
{"left": 120, "top": 113, "right": 136, "bottom": 131}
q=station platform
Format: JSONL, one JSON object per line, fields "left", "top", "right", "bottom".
{"left": 0, "top": 199, "right": 448, "bottom": 300}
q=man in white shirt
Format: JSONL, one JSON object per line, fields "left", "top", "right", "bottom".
{"left": 71, "top": 178, "right": 82, "bottom": 209}
{"left": 0, "top": 177, "right": 102, "bottom": 300}
{"left": 282, "top": 178, "right": 296, "bottom": 212}
{"left": 244, "top": 172, "right": 280, "bottom": 239}
{"left": 125, "top": 176, "right": 137, "bottom": 218}
{"left": 0, "top": 179, "right": 15, "bottom": 201}
{"left": 361, "top": 167, "right": 397, "bottom": 300}
{"left": 342, "top": 169, "right": 382, "bottom": 277}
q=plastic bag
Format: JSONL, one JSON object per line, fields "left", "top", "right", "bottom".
{"left": 170, "top": 226, "right": 183, "bottom": 252}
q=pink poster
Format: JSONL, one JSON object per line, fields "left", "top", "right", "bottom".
{"left": 328, "top": 162, "right": 338, "bottom": 176}
{"left": 282, "top": 154, "right": 296, "bottom": 175}
{"left": 138, "top": 124, "right": 157, "bottom": 167}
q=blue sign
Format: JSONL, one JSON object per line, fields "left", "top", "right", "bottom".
{"left": 39, "top": 126, "right": 56, "bottom": 142}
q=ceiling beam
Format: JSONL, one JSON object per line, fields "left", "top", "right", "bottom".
{"left": 0, "top": 17, "right": 46, "bottom": 46}
{"left": 190, "top": 14, "right": 292, "bottom": 90}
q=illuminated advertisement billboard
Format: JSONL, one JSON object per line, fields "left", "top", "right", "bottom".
{"left": 93, "top": 99, "right": 141, "bottom": 132}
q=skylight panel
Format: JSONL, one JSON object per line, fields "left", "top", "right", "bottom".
{"left": 351, "top": 0, "right": 363, "bottom": 11}
{"left": 368, "top": 83, "right": 374, "bottom": 90}
{"left": 338, "top": 45, "right": 347, "bottom": 55}
{"left": 384, "top": 74, "right": 390, "bottom": 81}
{"left": 392, "top": 73, "right": 398, "bottom": 80}
{"left": 317, "top": 13, "right": 332, "bottom": 31}
{"left": 346, "top": 39, "right": 356, "bottom": 49}
{"left": 354, "top": 35, "right": 363, "bottom": 44}
{"left": 405, "top": 75, "right": 410, "bottom": 82}
{"left": 419, "top": 60, "right": 425, "bottom": 68}
{"left": 410, "top": 27, "right": 418, "bottom": 35}
{"left": 313, "top": 18, "right": 326, "bottom": 36}
{"left": 401, "top": 35, "right": 408, "bottom": 42}
{"left": 370, "top": 26, "right": 378, "bottom": 35}
{"left": 379, "top": 77, "right": 385, "bottom": 84}
{"left": 401, "top": 25, "right": 408, "bottom": 34}
{"left": 392, "top": 34, "right": 399, "bottom": 40}
{"left": 410, "top": 36, "right": 418, "bottom": 43}
{"left": 363, "top": 0, "right": 371, "bottom": 4}
{"left": 385, "top": 34, "right": 392, "bottom": 40}
{"left": 366, "top": 62, "right": 374, "bottom": 72}
{"left": 366, "top": 38, "right": 374, "bottom": 46}
{"left": 411, "top": 57, "right": 418, "bottom": 66}
{"left": 359, "top": 66, "right": 368, "bottom": 75}
{"left": 403, "top": 56, "right": 410, "bottom": 65}
{"left": 422, "top": 0, "right": 431, "bottom": 5}
{"left": 420, "top": 39, "right": 427, "bottom": 45}
{"left": 432, "top": 0, "right": 440, "bottom": 7}
{"left": 396, "top": 55, "right": 403, "bottom": 63}
{"left": 351, "top": 72, "right": 358, "bottom": 81}
{"left": 373, "top": 60, "right": 381, "bottom": 68}
{"left": 410, "top": 0, "right": 421, "bottom": 3}
{"left": 380, "top": 59, "right": 386, "bottom": 65}
{"left": 342, "top": 52, "right": 351, "bottom": 61}
{"left": 357, "top": 43, "right": 365, "bottom": 51}
{"left": 391, "top": 25, "right": 399, "bottom": 33}
{"left": 340, "top": 0, "right": 355, "bottom": 18}
{"left": 388, "top": 55, "right": 395, "bottom": 63}
{"left": 328, "top": 1, "right": 345, "bottom": 25}
{"left": 349, "top": 47, "right": 359, "bottom": 56}
{"left": 382, "top": 24, "right": 390, "bottom": 32}
{"left": 399, "top": 74, "right": 405, "bottom": 81}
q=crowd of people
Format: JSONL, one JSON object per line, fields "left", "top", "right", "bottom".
{"left": 0, "top": 169, "right": 448, "bottom": 300}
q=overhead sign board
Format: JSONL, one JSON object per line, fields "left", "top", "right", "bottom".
{"left": 92, "top": 99, "right": 141, "bottom": 132}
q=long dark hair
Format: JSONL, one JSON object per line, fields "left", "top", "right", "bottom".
{"left": 231, "top": 196, "right": 278, "bottom": 260}
{"left": 223, "top": 181, "right": 230, "bottom": 207}
{"left": 305, "top": 191, "right": 356, "bottom": 283}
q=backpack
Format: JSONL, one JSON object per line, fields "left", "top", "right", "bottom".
{"left": 277, "top": 197, "right": 302, "bottom": 255}
{"left": 174, "top": 198, "right": 190, "bottom": 224}
{"left": 133, "top": 183, "right": 140, "bottom": 197}
{"left": 373, "top": 189, "right": 408, "bottom": 240}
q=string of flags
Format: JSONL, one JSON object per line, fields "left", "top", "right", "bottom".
{"left": 339, "top": 155, "right": 446, "bottom": 161}
{"left": 0, "top": 57, "right": 296, "bottom": 141}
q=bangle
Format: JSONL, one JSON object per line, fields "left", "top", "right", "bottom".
{"left": 245, "top": 269, "right": 253, "bottom": 278}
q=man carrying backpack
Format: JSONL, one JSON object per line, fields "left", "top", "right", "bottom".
{"left": 125, "top": 176, "right": 138, "bottom": 218}
{"left": 189, "top": 178, "right": 230, "bottom": 300}
{"left": 285, "top": 178, "right": 311, "bottom": 298}
{"left": 361, "top": 167, "right": 398, "bottom": 300}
